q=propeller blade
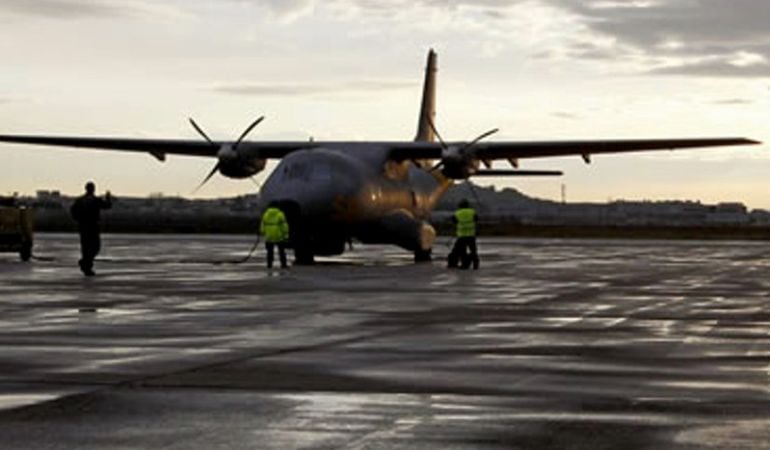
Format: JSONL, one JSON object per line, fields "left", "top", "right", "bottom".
{"left": 429, "top": 161, "right": 444, "bottom": 173}
{"left": 426, "top": 117, "right": 448, "bottom": 149}
{"left": 234, "top": 116, "right": 265, "bottom": 149}
{"left": 189, "top": 118, "right": 216, "bottom": 147}
{"left": 193, "top": 162, "right": 220, "bottom": 194}
{"left": 464, "top": 128, "right": 499, "bottom": 150}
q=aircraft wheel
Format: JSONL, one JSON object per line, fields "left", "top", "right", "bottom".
{"left": 19, "top": 242, "right": 32, "bottom": 262}
{"left": 293, "top": 246, "right": 315, "bottom": 265}
{"left": 414, "top": 248, "right": 432, "bottom": 263}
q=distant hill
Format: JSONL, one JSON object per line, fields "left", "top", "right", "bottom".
{"left": 437, "top": 182, "right": 769, "bottom": 228}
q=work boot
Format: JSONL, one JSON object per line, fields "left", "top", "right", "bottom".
{"left": 447, "top": 252, "right": 458, "bottom": 268}
{"left": 80, "top": 259, "right": 95, "bottom": 276}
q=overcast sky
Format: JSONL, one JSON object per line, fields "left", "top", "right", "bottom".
{"left": 1, "top": 0, "right": 769, "bottom": 207}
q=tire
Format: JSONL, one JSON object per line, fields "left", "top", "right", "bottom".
{"left": 20, "top": 242, "right": 32, "bottom": 262}
{"left": 414, "top": 248, "right": 432, "bottom": 263}
{"left": 293, "top": 246, "right": 315, "bottom": 265}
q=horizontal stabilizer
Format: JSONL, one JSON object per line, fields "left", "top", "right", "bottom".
{"left": 472, "top": 169, "right": 563, "bottom": 177}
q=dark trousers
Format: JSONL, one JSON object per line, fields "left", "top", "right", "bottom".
{"left": 448, "top": 236, "right": 479, "bottom": 270}
{"left": 79, "top": 230, "right": 101, "bottom": 273}
{"left": 266, "top": 242, "right": 288, "bottom": 268}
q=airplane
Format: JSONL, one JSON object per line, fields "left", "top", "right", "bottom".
{"left": 0, "top": 50, "right": 761, "bottom": 264}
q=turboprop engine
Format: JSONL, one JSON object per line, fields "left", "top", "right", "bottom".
{"left": 214, "top": 143, "right": 266, "bottom": 179}
{"left": 188, "top": 116, "right": 268, "bottom": 191}
{"left": 427, "top": 120, "right": 499, "bottom": 180}
{"left": 357, "top": 210, "right": 436, "bottom": 253}
{"left": 437, "top": 145, "right": 481, "bottom": 179}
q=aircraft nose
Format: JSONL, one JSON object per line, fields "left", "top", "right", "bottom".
{"left": 259, "top": 150, "right": 362, "bottom": 218}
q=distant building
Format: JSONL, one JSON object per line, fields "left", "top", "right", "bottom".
{"left": 433, "top": 183, "right": 759, "bottom": 228}
{"left": 750, "top": 210, "right": 770, "bottom": 225}
{"left": 9, "top": 184, "right": 769, "bottom": 231}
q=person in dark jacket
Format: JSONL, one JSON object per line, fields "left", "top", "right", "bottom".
{"left": 70, "top": 182, "right": 112, "bottom": 276}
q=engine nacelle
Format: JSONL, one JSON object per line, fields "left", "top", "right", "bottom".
{"left": 439, "top": 146, "right": 479, "bottom": 179}
{"left": 216, "top": 144, "right": 267, "bottom": 179}
{"left": 358, "top": 211, "right": 436, "bottom": 252}
{"left": 219, "top": 157, "right": 267, "bottom": 179}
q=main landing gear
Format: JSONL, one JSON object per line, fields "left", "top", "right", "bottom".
{"left": 414, "top": 248, "right": 432, "bottom": 263}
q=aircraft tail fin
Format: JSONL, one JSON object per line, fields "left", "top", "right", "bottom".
{"left": 415, "top": 49, "right": 437, "bottom": 142}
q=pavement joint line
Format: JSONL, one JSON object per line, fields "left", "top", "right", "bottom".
{"left": 0, "top": 324, "right": 429, "bottom": 414}
{"left": 123, "top": 323, "right": 427, "bottom": 389}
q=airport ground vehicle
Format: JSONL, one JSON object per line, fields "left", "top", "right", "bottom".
{"left": 0, "top": 198, "right": 33, "bottom": 261}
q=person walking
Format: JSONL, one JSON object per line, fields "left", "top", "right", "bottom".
{"left": 447, "top": 199, "right": 479, "bottom": 270}
{"left": 70, "top": 181, "right": 112, "bottom": 276}
{"left": 259, "top": 202, "right": 289, "bottom": 269}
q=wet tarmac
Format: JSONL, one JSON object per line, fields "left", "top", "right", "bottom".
{"left": 0, "top": 234, "right": 768, "bottom": 449}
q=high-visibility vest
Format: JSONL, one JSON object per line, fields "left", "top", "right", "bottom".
{"left": 454, "top": 207, "right": 476, "bottom": 237}
{"left": 260, "top": 207, "right": 289, "bottom": 243}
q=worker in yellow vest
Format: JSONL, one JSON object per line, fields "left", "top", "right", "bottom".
{"left": 448, "top": 199, "right": 479, "bottom": 269}
{"left": 259, "top": 202, "right": 290, "bottom": 269}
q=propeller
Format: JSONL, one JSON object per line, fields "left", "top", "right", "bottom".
{"left": 194, "top": 162, "right": 222, "bottom": 194}
{"left": 189, "top": 118, "right": 216, "bottom": 147}
{"left": 426, "top": 118, "right": 504, "bottom": 211}
{"left": 426, "top": 118, "right": 499, "bottom": 174}
{"left": 190, "top": 116, "right": 265, "bottom": 194}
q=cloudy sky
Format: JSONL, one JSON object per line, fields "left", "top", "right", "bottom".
{"left": 1, "top": 0, "right": 769, "bottom": 207}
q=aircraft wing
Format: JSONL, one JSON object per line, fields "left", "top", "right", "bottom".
{"left": 0, "top": 135, "right": 314, "bottom": 160}
{"left": 0, "top": 135, "right": 759, "bottom": 162}
{"left": 387, "top": 137, "right": 760, "bottom": 161}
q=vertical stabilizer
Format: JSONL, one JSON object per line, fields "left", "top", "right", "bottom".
{"left": 415, "top": 49, "right": 437, "bottom": 142}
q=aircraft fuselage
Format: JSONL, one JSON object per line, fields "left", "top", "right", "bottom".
{"left": 260, "top": 145, "right": 449, "bottom": 258}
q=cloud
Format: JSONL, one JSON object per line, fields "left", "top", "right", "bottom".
{"left": 712, "top": 98, "right": 753, "bottom": 105}
{"left": 234, "top": 0, "right": 316, "bottom": 22}
{"left": 0, "top": 0, "right": 183, "bottom": 19}
{"left": 235, "top": 0, "right": 770, "bottom": 77}
{"left": 230, "top": 0, "right": 532, "bottom": 26}
{"left": 650, "top": 59, "right": 770, "bottom": 78}
{"left": 11, "top": 0, "right": 765, "bottom": 80}
{"left": 212, "top": 79, "right": 417, "bottom": 96}
{"left": 551, "top": 111, "right": 580, "bottom": 120}
{"left": 549, "top": 0, "right": 770, "bottom": 78}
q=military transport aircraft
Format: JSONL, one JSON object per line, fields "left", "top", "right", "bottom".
{"left": 0, "top": 50, "right": 760, "bottom": 263}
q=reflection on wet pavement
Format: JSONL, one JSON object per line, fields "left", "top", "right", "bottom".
{"left": 0, "top": 234, "right": 768, "bottom": 449}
